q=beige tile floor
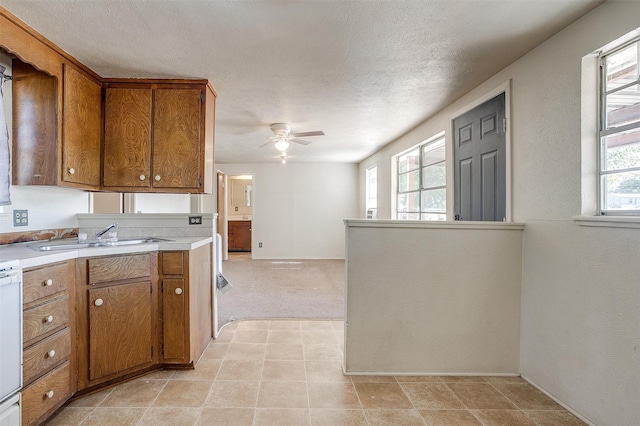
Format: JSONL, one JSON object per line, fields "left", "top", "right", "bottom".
{"left": 45, "top": 320, "right": 586, "bottom": 426}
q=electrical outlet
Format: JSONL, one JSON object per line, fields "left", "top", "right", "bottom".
{"left": 259, "top": 242, "right": 263, "bottom": 248}
{"left": 189, "top": 215, "right": 202, "bottom": 225}
{"left": 13, "top": 209, "right": 28, "bottom": 226}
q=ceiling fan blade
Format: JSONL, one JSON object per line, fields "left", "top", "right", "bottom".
{"left": 290, "top": 138, "right": 312, "bottom": 145}
{"left": 290, "top": 131, "right": 324, "bottom": 138}
{"left": 259, "top": 140, "right": 273, "bottom": 148}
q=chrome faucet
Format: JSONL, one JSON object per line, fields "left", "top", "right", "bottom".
{"left": 96, "top": 222, "right": 118, "bottom": 240}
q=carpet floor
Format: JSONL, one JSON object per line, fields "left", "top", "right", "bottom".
{"left": 217, "top": 253, "right": 345, "bottom": 327}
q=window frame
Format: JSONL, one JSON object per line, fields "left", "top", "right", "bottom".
{"left": 365, "top": 165, "right": 377, "bottom": 219}
{"left": 395, "top": 134, "right": 446, "bottom": 221}
{"left": 598, "top": 36, "right": 640, "bottom": 216}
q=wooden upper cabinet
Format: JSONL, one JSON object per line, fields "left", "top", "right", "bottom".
{"left": 103, "top": 87, "right": 152, "bottom": 188}
{"left": 11, "top": 59, "right": 58, "bottom": 186}
{"left": 152, "top": 88, "right": 201, "bottom": 190}
{"left": 103, "top": 82, "right": 214, "bottom": 193}
{"left": 62, "top": 63, "right": 101, "bottom": 188}
{"left": 3, "top": 9, "right": 216, "bottom": 193}
{"left": 11, "top": 57, "right": 102, "bottom": 189}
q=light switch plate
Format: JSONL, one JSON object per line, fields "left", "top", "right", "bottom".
{"left": 13, "top": 209, "right": 28, "bottom": 226}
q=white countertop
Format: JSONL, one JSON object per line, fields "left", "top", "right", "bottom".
{"left": 0, "top": 237, "right": 213, "bottom": 269}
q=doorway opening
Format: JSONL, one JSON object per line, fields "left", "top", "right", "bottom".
{"left": 220, "top": 174, "right": 253, "bottom": 258}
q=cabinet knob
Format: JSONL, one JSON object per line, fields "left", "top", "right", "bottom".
{"left": 94, "top": 298, "right": 104, "bottom": 307}
{"left": 47, "top": 349, "right": 56, "bottom": 358}
{"left": 139, "top": 175, "right": 146, "bottom": 181}
{"left": 155, "top": 175, "right": 161, "bottom": 181}
{"left": 45, "top": 390, "right": 54, "bottom": 399}
{"left": 68, "top": 167, "right": 75, "bottom": 175}
{"left": 44, "top": 278, "right": 53, "bottom": 287}
{"left": 44, "top": 315, "right": 54, "bottom": 324}
{"left": 175, "top": 287, "right": 183, "bottom": 295}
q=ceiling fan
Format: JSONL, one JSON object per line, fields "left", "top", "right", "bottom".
{"left": 260, "top": 123, "right": 324, "bottom": 152}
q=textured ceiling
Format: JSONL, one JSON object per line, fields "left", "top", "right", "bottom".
{"left": 0, "top": 0, "right": 604, "bottom": 163}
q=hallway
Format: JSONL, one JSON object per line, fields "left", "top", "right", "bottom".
{"left": 217, "top": 254, "right": 344, "bottom": 326}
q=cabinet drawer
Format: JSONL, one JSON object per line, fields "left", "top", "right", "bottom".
{"left": 23, "top": 262, "right": 70, "bottom": 304}
{"left": 23, "top": 296, "right": 69, "bottom": 345}
{"left": 89, "top": 253, "right": 152, "bottom": 284}
{"left": 23, "top": 328, "right": 71, "bottom": 386}
{"left": 22, "top": 361, "right": 71, "bottom": 426}
{"left": 162, "top": 252, "right": 184, "bottom": 275}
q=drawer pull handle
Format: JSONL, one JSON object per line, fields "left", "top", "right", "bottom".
{"left": 44, "top": 315, "right": 54, "bottom": 324}
{"left": 155, "top": 175, "right": 161, "bottom": 181}
{"left": 47, "top": 349, "right": 56, "bottom": 358}
{"left": 94, "top": 298, "right": 104, "bottom": 307}
{"left": 44, "top": 279, "right": 53, "bottom": 287}
{"left": 68, "top": 167, "right": 75, "bottom": 175}
{"left": 175, "top": 287, "right": 183, "bottom": 295}
{"left": 139, "top": 175, "right": 146, "bottom": 181}
{"left": 45, "top": 390, "right": 54, "bottom": 399}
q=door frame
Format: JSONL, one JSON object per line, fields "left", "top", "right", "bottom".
{"left": 447, "top": 80, "right": 512, "bottom": 221}
{"left": 222, "top": 173, "right": 255, "bottom": 259}
{"left": 216, "top": 171, "right": 227, "bottom": 259}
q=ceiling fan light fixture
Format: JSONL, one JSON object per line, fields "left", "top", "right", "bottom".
{"left": 274, "top": 139, "right": 290, "bottom": 152}
{"left": 280, "top": 154, "right": 287, "bottom": 164}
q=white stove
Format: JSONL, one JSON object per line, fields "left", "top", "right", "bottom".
{"left": 0, "top": 259, "right": 22, "bottom": 426}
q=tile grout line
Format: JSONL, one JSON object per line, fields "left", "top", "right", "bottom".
{"left": 395, "top": 377, "right": 428, "bottom": 425}
{"left": 301, "top": 320, "right": 313, "bottom": 426}
{"left": 76, "top": 384, "right": 115, "bottom": 425}
{"left": 484, "top": 380, "right": 545, "bottom": 426}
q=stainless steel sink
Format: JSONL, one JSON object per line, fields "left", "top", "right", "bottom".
{"left": 99, "top": 237, "right": 171, "bottom": 246}
{"left": 33, "top": 241, "right": 101, "bottom": 251}
{"left": 30, "top": 237, "right": 171, "bottom": 251}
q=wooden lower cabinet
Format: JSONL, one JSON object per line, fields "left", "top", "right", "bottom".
{"left": 25, "top": 246, "right": 213, "bottom": 424}
{"left": 21, "top": 261, "right": 75, "bottom": 426}
{"left": 160, "top": 244, "right": 212, "bottom": 365}
{"left": 228, "top": 220, "right": 251, "bottom": 251}
{"left": 23, "top": 329, "right": 71, "bottom": 386}
{"left": 22, "top": 362, "right": 71, "bottom": 426}
{"left": 76, "top": 253, "right": 159, "bottom": 391}
{"left": 88, "top": 281, "right": 154, "bottom": 381}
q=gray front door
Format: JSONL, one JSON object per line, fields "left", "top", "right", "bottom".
{"left": 453, "top": 93, "right": 506, "bottom": 221}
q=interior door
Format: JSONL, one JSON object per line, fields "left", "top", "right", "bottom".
{"left": 453, "top": 93, "right": 506, "bottom": 221}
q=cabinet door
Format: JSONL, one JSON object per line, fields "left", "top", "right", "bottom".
{"left": 162, "top": 278, "right": 186, "bottom": 362}
{"left": 237, "top": 222, "right": 252, "bottom": 250}
{"left": 88, "top": 281, "right": 152, "bottom": 381}
{"left": 62, "top": 64, "right": 101, "bottom": 187}
{"left": 229, "top": 221, "right": 251, "bottom": 251}
{"left": 103, "top": 88, "right": 152, "bottom": 188}
{"left": 152, "top": 89, "right": 202, "bottom": 190}
{"left": 11, "top": 59, "right": 58, "bottom": 186}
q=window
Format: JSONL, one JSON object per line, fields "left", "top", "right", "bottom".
{"left": 396, "top": 135, "right": 446, "bottom": 220}
{"left": 599, "top": 37, "right": 640, "bottom": 215}
{"left": 365, "top": 165, "right": 377, "bottom": 218}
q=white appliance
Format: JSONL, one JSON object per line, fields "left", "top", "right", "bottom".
{"left": 0, "top": 259, "right": 22, "bottom": 426}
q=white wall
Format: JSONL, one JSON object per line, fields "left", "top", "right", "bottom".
{"left": 345, "top": 220, "right": 523, "bottom": 375}
{"left": 358, "top": 2, "right": 640, "bottom": 424}
{"left": 218, "top": 162, "right": 358, "bottom": 259}
{"left": 131, "top": 193, "right": 191, "bottom": 213}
